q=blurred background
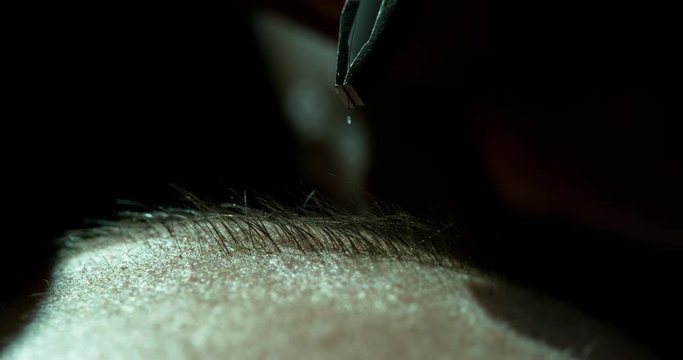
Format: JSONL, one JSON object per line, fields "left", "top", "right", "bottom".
{"left": 3, "top": 0, "right": 682, "bottom": 357}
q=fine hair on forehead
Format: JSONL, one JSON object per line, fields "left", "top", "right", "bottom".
{"left": 61, "top": 191, "right": 469, "bottom": 270}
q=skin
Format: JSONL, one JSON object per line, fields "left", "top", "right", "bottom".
{"left": 4, "top": 217, "right": 654, "bottom": 359}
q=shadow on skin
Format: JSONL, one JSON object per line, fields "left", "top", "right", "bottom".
{"left": 0, "top": 277, "right": 50, "bottom": 353}
{"left": 467, "top": 280, "right": 652, "bottom": 359}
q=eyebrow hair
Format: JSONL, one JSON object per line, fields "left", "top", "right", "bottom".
{"left": 60, "top": 194, "right": 468, "bottom": 270}
{"left": 42, "top": 194, "right": 674, "bottom": 358}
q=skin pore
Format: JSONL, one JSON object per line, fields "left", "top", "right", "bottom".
{"left": 4, "top": 206, "right": 654, "bottom": 359}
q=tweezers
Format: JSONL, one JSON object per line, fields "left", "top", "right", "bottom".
{"left": 335, "top": 0, "right": 419, "bottom": 109}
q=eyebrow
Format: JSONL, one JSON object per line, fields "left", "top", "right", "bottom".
{"left": 60, "top": 197, "right": 467, "bottom": 271}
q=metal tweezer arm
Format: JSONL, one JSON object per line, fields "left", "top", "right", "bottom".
{"left": 335, "top": 0, "right": 418, "bottom": 109}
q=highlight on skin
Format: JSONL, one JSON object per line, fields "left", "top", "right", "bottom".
{"left": 4, "top": 198, "right": 654, "bottom": 359}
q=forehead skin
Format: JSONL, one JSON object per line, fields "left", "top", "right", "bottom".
{"left": 5, "top": 219, "right": 652, "bottom": 359}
